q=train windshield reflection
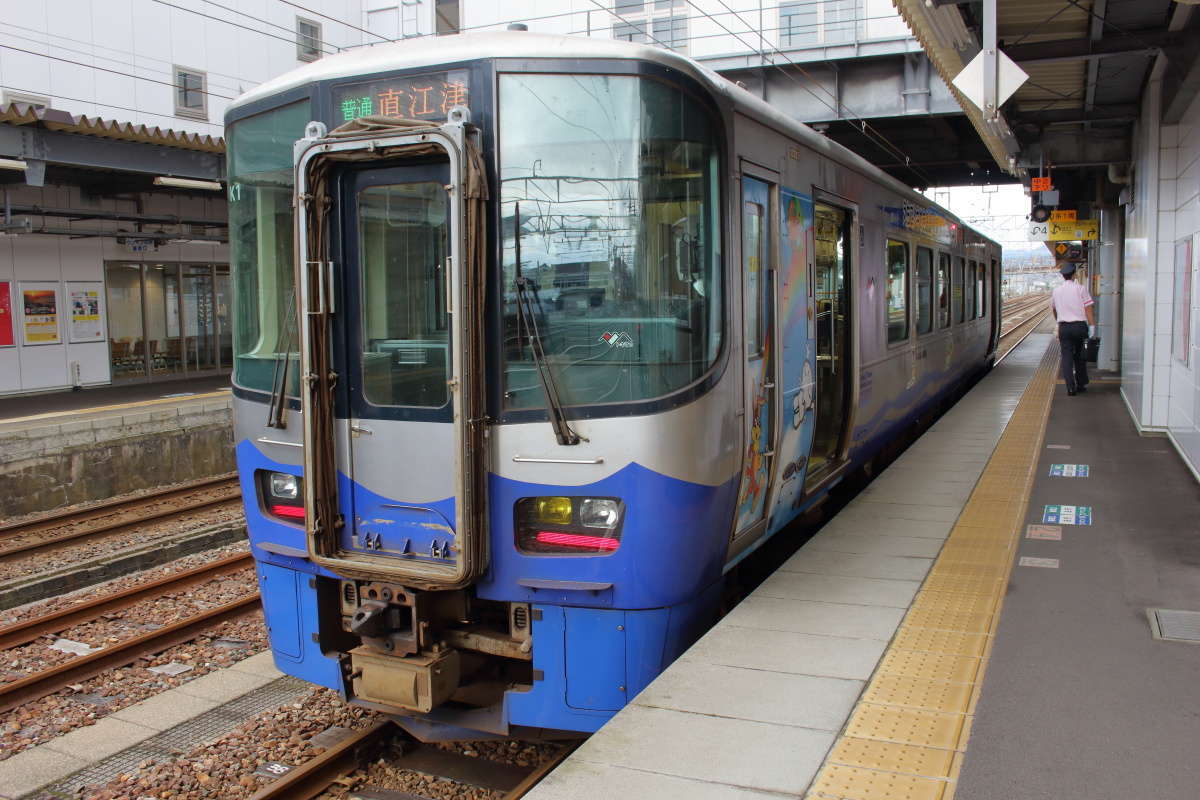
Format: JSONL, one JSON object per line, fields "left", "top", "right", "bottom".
{"left": 498, "top": 73, "right": 722, "bottom": 410}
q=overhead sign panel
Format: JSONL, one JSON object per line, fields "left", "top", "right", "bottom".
{"left": 1028, "top": 220, "right": 1099, "bottom": 242}
{"left": 952, "top": 50, "right": 1029, "bottom": 112}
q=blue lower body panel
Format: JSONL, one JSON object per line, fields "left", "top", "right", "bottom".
{"left": 256, "top": 562, "right": 343, "bottom": 690}
{"left": 506, "top": 581, "right": 721, "bottom": 732}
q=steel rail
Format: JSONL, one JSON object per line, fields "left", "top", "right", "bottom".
{"left": 503, "top": 741, "right": 581, "bottom": 799}
{"left": 0, "top": 474, "right": 240, "bottom": 539}
{"left": 996, "top": 307, "right": 1053, "bottom": 365}
{"left": 0, "top": 551, "right": 254, "bottom": 650}
{"left": 247, "top": 721, "right": 397, "bottom": 800}
{"left": 0, "top": 592, "right": 260, "bottom": 714}
{"left": 0, "top": 486, "right": 242, "bottom": 563}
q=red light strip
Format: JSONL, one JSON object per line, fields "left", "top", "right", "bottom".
{"left": 535, "top": 531, "right": 619, "bottom": 551}
{"left": 270, "top": 504, "right": 306, "bottom": 519}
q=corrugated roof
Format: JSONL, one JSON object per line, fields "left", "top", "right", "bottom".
{"left": 0, "top": 103, "right": 224, "bottom": 153}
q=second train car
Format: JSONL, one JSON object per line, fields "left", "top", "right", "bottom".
{"left": 227, "top": 31, "right": 1001, "bottom": 740}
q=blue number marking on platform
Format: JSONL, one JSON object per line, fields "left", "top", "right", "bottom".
{"left": 1078, "top": 465, "right": 1090, "bottom": 477}
{"left": 1076, "top": 506, "right": 1092, "bottom": 525}
{"left": 1042, "top": 505, "right": 1060, "bottom": 524}
{"left": 1050, "top": 464, "right": 1064, "bottom": 476}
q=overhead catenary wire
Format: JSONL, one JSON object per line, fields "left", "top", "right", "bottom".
{"left": 149, "top": 0, "right": 341, "bottom": 56}
{"left": 678, "top": 0, "right": 935, "bottom": 187}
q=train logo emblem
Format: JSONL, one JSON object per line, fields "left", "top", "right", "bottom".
{"left": 599, "top": 331, "right": 634, "bottom": 348}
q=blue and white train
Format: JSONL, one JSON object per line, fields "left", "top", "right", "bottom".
{"left": 227, "top": 31, "right": 1000, "bottom": 741}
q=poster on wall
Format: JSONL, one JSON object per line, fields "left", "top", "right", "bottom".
{"left": 0, "top": 281, "right": 13, "bottom": 347}
{"left": 67, "top": 282, "right": 104, "bottom": 343}
{"left": 20, "top": 282, "right": 61, "bottom": 346}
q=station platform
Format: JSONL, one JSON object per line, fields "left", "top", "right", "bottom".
{"left": 528, "top": 330, "right": 1200, "bottom": 800}
{"left": 0, "top": 376, "right": 234, "bottom": 519}
{"left": 0, "top": 374, "right": 230, "bottom": 428}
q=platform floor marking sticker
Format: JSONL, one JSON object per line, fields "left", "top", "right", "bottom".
{"left": 1026, "top": 524, "right": 1063, "bottom": 540}
{"left": 1042, "top": 505, "right": 1092, "bottom": 525}
{"left": 1049, "top": 464, "right": 1089, "bottom": 477}
{"left": 1019, "top": 556, "right": 1060, "bottom": 568}
{"left": 1046, "top": 444, "right": 1071, "bottom": 450}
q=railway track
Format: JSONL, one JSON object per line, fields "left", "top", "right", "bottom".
{"left": 997, "top": 294, "right": 1052, "bottom": 364}
{"left": 247, "top": 721, "right": 579, "bottom": 800}
{"left": 0, "top": 473, "right": 242, "bottom": 563}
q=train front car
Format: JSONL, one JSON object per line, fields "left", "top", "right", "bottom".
{"left": 228, "top": 35, "right": 739, "bottom": 740}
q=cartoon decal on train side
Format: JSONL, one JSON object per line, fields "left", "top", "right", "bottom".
{"left": 769, "top": 190, "right": 817, "bottom": 521}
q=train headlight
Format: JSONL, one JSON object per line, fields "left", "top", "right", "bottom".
{"left": 260, "top": 471, "right": 304, "bottom": 522}
{"left": 579, "top": 498, "right": 621, "bottom": 528}
{"left": 269, "top": 472, "right": 299, "bottom": 500}
{"left": 515, "top": 497, "right": 625, "bottom": 555}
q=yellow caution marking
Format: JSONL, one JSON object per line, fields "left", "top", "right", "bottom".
{"left": 806, "top": 340, "right": 1059, "bottom": 800}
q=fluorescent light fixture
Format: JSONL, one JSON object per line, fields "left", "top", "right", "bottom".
{"left": 153, "top": 176, "right": 223, "bottom": 191}
{"left": 0, "top": 158, "right": 28, "bottom": 171}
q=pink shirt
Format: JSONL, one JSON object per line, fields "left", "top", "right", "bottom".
{"left": 1051, "top": 280, "right": 1094, "bottom": 322}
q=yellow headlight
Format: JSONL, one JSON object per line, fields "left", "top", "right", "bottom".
{"left": 533, "top": 496, "right": 573, "bottom": 525}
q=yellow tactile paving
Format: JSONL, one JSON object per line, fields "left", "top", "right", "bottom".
{"left": 826, "top": 738, "right": 957, "bottom": 776}
{"left": 891, "top": 628, "right": 990, "bottom": 657}
{"left": 808, "top": 764, "right": 951, "bottom": 800}
{"left": 863, "top": 674, "right": 976, "bottom": 714}
{"left": 807, "top": 339, "right": 1059, "bottom": 800}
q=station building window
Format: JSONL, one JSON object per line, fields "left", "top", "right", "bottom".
{"left": 174, "top": 66, "right": 207, "bottom": 121}
{"left": 612, "top": 1, "right": 688, "bottom": 52}
{"left": 780, "top": 0, "right": 864, "bottom": 48}
{"left": 886, "top": 239, "right": 908, "bottom": 343}
{"left": 916, "top": 246, "right": 933, "bottom": 335}
{"left": 104, "top": 262, "right": 230, "bottom": 382}
{"left": 296, "top": 17, "right": 322, "bottom": 61}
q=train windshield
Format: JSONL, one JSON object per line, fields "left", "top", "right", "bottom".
{"left": 228, "top": 101, "right": 310, "bottom": 395}
{"left": 499, "top": 73, "right": 722, "bottom": 410}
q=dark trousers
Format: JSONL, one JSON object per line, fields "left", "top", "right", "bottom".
{"left": 1058, "top": 320, "right": 1089, "bottom": 391}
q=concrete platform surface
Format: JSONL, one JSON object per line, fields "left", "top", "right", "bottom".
{"left": 0, "top": 374, "right": 230, "bottom": 425}
{"left": 0, "top": 651, "right": 281, "bottom": 799}
{"left": 524, "top": 336, "right": 1052, "bottom": 800}
{"left": 955, "top": 380, "right": 1200, "bottom": 800}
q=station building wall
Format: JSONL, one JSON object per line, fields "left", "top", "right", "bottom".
{"left": 1122, "top": 56, "right": 1200, "bottom": 477}
{"left": 0, "top": 182, "right": 228, "bottom": 396}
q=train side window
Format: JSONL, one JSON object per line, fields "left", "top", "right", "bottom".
{"left": 966, "top": 260, "right": 977, "bottom": 321}
{"left": 953, "top": 257, "right": 965, "bottom": 324}
{"left": 978, "top": 261, "right": 988, "bottom": 318}
{"left": 916, "top": 246, "right": 933, "bottom": 335}
{"left": 937, "top": 252, "right": 951, "bottom": 329}
{"left": 744, "top": 200, "right": 765, "bottom": 355}
{"left": 886, "top": 239, "right": 909, "bottom": 343}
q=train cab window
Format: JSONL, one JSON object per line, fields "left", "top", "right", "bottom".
{"left": 916, "top": 247, "right": 933, "bottom": 335}
{"left": 357, "top": 179, "right": 450, "bottom": 408}
{"left": 886, "top": 239, "right": 909, "bottom": 343}
{"left": 965, "top": 260, "right": 977, "bottom": 322}
{"left": 953, "top": 257, "right": 965, "bottom": 324}
{"left": 498, "top": 73, "right": 721, "bottom": 410}
{"left": 937, "top": 253, "right": 951, "bottom": 329}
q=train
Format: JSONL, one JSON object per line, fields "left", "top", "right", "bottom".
{"left": 226, "top": 31, "right": 1001, "bottom": 741}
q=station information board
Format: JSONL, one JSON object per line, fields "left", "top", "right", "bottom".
{"left": 332, "top": 69, "right": 469, "bottom": 123}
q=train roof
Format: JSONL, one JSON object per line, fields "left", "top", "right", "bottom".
{"left": 228, "top": 31, "right": 995, "bottom": 248}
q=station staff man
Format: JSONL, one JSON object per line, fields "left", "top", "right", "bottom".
{"left": 1050, "top": 262, "right": 1095, "bottom": 396}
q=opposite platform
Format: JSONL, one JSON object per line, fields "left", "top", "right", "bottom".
{"left": 526, "top": 333, "right": 1056, "bottom": 800}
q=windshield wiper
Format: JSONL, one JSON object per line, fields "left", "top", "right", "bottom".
{"left": 266, "top": 287, "right": 297, "bottom": 429}
{"left": 512, "top": 202, "right": 582, "bottom": 446}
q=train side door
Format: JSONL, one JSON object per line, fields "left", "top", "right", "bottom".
{"left": 805, "top": 201, "right": 854, "bottom": 488}
{"left": 732, "top": 175, "right": 779, "bottom": 544}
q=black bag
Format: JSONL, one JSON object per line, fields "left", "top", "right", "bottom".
{"left": 1085, "top": 336, "right": 1100, "bottom": 364}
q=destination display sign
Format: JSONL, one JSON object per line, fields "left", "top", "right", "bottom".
{"left": 331, "top": 69, "right": 469, "bottom": 123}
